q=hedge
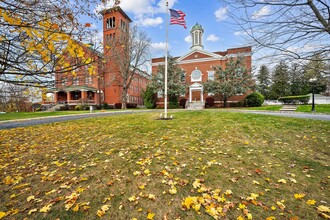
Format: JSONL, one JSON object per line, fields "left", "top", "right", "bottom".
{"left": 244, "top": 92, "right": 265, "bottom": 107}
{"left": 277, "top": 95, "right": 310, "bottom": 104}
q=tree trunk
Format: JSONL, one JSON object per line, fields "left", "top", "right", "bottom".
{"left": 121, "top": 87, "right": 127, "bottom": 109}
{"left": 223, "top": 97, "right": 228, "bottom": 108}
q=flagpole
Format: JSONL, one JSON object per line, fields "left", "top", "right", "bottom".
{"left": 164, "top": 1, "right": 169, "bottom": 119}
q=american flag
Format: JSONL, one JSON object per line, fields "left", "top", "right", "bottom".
{"left": 169, "top": 9, "right": 186, "bottom": 29}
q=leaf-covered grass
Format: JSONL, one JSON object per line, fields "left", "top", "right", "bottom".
{"left": 296, "top": 104, "right": 330, "bottom": 114}
{"left": 0, "top": 111, "right": 329, "bottom": 219}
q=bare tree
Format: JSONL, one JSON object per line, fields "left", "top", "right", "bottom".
{"left": 0, "top": 0, "right": 100, "bottom": 87}
{"left": 0, "top": 82, "right": 42, "bottom": 112}
{"left": 221, "top": 0, "right": 330, "bottom": 62}
{"left": 106, "top": 25, "right": 151, "bottom": 109}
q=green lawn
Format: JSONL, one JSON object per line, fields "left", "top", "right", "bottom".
{"left": 297, "top": 104, "right": 330, "bottom": 114}
{"left": 0, "top": 110, "right": 111, "bottom": 121}
{"left": 241, "top": 105, "right": 283, "bottom": 111}
{"left": 0, "top": 111, "right": 329, "bottom": 219}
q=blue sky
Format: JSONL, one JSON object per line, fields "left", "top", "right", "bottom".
{"left": 93, "top": 0, "right": 255, "bottom": 59}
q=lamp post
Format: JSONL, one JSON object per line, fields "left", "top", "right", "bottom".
{"left": 97, "top": 90, "right": 103, "bottom": 109}
{"left": 309, "top": 77, "right": 317, "bottom": 112}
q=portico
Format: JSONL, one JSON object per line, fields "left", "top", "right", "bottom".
{"left": 189, "top": 82, "right": 204, "bottom": 102}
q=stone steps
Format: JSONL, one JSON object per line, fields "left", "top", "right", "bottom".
{"left": 280, "top": 105, "right": 297, "bottom": 112}
{"left": 186, "top": 102, "right": 205, "bottom": 110}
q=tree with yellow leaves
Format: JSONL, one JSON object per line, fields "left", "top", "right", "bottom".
{"left": 0, "top": 0, "right": 100, "bottom": 87}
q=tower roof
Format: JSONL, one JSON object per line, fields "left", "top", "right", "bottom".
{"left": 191, "top": 23, "right": 204, "bottom": 32}
{"left": 99, "top": 6, "right": 132, "bottom": 22}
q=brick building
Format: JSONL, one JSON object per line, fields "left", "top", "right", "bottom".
{"left": 151, "top": 23, "right": 252, "bottom": 108}
{"left": 45, "top": 6, "right": 148, "bottom": 109}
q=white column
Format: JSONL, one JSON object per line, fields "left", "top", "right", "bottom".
{"left": 201, "top": 88, "right": 204, "bottom": 102}
{"left": 189, "top": 88, "right": 192, "bottom": 102}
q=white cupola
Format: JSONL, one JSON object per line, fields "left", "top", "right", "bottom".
{"left": 190, "top": 23, "right": 204, "bottom": 50}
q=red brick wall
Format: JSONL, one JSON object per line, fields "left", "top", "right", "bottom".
{"left": 152, "top": 46, "right": 252, "bottom": 107}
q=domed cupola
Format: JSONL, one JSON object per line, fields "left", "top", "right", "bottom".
{"left": 190, "top": 23, "right": 204, "bottom": 50}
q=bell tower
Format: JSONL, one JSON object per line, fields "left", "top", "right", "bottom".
{"left": 190, "top": 23, "right": 204, "bottom": 50}
{"left": 100, "top": 6, "right": 132, "bottom": 104}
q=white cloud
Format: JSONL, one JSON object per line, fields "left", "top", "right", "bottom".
{"left": 138, "top": 16, "right": 163, "bottom": 27}
{"left": 251, "top": 6, "right": 271, "bottom": 19}
{"left": 94, "top": 0, "right": 179, "bottom": 29}
{"left": 184, "top": 35, "right": 192, "bottom": 43}
{"left": 214, "top": 7, "right": 228, "bottom": 22}
{"left": 287, "top": 43, "right": 323, "bottom": 54}
{"left": 234, "top": 30, "right": 253, "bottom": 36}
{"left": 206, "top": 34, "right": 219, "bottom": 42}
{"left": 151, "top": 42, "right": 168, "bottom": 51}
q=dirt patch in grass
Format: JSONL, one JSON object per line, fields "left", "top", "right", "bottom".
{"left": 0, "top": 111, "right": 329, "bottom": 219}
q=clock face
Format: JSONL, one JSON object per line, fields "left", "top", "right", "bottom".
{"left": 191, "top": 70, "right": 201, "bottom": 81}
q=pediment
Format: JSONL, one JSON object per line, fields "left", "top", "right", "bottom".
{"left": 177, "top": 49, "right": 223, "bottom": 62}
{"left": 189, "top": 82, "right": 203, "bottom": 88}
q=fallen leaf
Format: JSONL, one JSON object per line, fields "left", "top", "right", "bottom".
{"left": 28, "top": 209, "right": 37, "bottom": 215}
{"left": 27, "top": 195, "right": 35, "bottom": 202}
{"left": 317, "top": 205, "right": 330, "bottom": 213}
{"left": 306, "top": 200, "right": 316, "bottom": 205}
{"left": 147, "top": 212, "right": 155, "bottom": 219}
{"left": 294, "top": 193, "right": 305, "bottom": 199}
{"left": 40, "top": 203, "right": 52, "bottom": 213}
{"left": 0, "top": 212, "right": 6, "bottom": 219}
{"left": 278, "top": 179, "right": 287, "bottom": 184}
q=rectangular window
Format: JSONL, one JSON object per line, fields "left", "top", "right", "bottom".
{"left": 157, "top": 90, "right": 163, "bottom": 98}
{"left": 181, "top": 72, "right": 186, "bottom": 83}
{"left": 61, "top": 78, "right": 67, "bottom": 86}
{"left": 85, "top": 76, "right": 92, "bottom": 84}
{"left": 208, "top": 71, "right": 215, "bottom": 81}
{"left": 73, "top": 77, "right": 79, "bottom": 85}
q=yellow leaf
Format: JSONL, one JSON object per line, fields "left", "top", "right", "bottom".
{"left": 294, "top": 193, "right": 305, "bottom": 199}
{"left": 306, "top": 200, "right": 316, "bottom": 205}
{"left": 45, "top": 189, "right": 57, "bottom": 195}
{"left": 101, "top": 205, "right": 110, "bottom": 212}
{"left": 147, "top": 212, "right": 155, "bottom": 219}
{"left": 278, "top": 179, "right": 287, "bottom": 184}
{"left": 320, "top": 213, "right": 330, "bottom": 219}
{"left": 253, "top": 180, "right": 260, "bottom": 185}
{"left": 96, "top": 210, "right": 105, "bottom": 217}
{"left": 193, "top": 179, "right": 201, "bottom": 189}
{"left": 3, "top": 176, "right": 14, "bottom": 185}
{"left": 237, "top": 216, "right": 245, "bottom": 220}
{"left": 27, "top": 195, "right": 35, "bottom": 202}
{"left": 0, "top": 212, "right": 6, "bottom": 219}
{"left": 238, "top": 203, "right": 246, "bottom": 210}
{"left": 128, "top": 196, "right": 137, "bottom": 202}
{"left": 266, "top": 217, "right": 276, "bottom": 220}
{"left": 225, "top": 189, "right": 233, "bottom": 196}
{"left": 246, "top": 213, "right": 253, "bottom": 220}
{"left": 193, "top": 203, "right": 201, "bottom": 212}
{"left": 144, "top": 169, "right": 150, "bottom": 175}
{"left": 183, "top": 197, "right": 196, "bottom": 209}
{"left": 72, "top": 204, "right": 79, "bottom": 212}
{"left": 148, "top": 194, "right": 156, "bottom": 200}
{"left": 169, "top": 187, "right": 177, "bottom": 195}
{"left": 28, "top": 209, "right": 37, "bottom": 215}
{"left": 317, "top": 205, "right": 330, "bottom": 213}
{"left": 276, "top": 201, "right": 285, "bottom": 210}
{"left": 138, "top": 184, "right": 145, "bottom": 190}
{"left": 40, "top": 203, "right": 52, "bottom": 213}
